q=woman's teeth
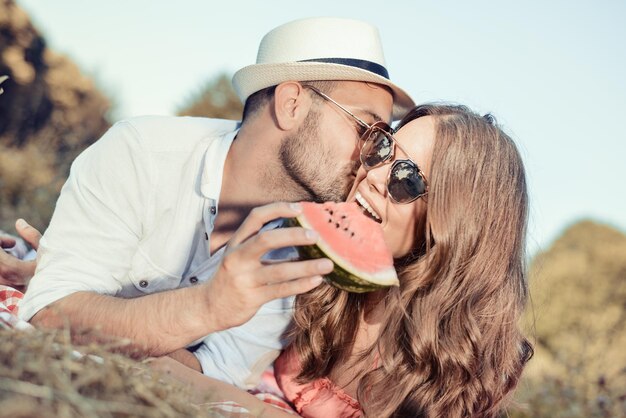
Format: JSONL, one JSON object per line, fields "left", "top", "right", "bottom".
{"left": 355, "top": 191, "right": 381, "bottom": 222}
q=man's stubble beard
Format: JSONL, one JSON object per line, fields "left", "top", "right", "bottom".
{"left": 277, "top": 110, "right": 358, "bottom": 202}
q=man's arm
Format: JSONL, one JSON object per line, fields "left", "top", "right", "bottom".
{"left": 31, "top": 203, "right": 332, "bottom": 357}
{"left": 19, "top": 120, "right": 152, "bottom": 327}
{"left": 32, "top": 288, "right": 216, "bottom": 357}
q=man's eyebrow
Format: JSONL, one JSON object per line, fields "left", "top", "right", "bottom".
{"left": 354, "top": 108, "right": 384, "bottom": 123}
{"left": 367, "top": 111, "right": 384, "bottom": 123}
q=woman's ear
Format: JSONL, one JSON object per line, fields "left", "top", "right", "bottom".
{"left": 273, "top": 82, "right": 313, "bottom": 131}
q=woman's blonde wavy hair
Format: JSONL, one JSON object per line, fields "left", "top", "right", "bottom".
{"left": 288, "top": 104, "right": 533, "bottom": 417}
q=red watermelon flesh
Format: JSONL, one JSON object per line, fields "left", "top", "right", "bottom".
{"left": 288, "top": 201, "right": 399, "bottom": 293}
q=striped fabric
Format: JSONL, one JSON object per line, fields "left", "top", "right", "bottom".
{"left": 0, "top": 285, "right": 32, "bottom": 330}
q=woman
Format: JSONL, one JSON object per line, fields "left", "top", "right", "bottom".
{"left": 155, "top": 103, "right": 533, "bottom": 418}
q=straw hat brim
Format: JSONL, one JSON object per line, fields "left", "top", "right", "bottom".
{"left": 233, "top": 62, "right": 414, "bottom": 120}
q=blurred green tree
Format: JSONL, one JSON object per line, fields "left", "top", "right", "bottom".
{"left": 510, "top": 220, "right": 626, "bottom": 418}
{"left": 0, "top": 0, "right": 111, "bottom": 234}
{"left": 177, "top": 73, "right": 243, "bottom": 120}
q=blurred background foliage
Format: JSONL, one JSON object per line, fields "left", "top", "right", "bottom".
{"left": 0, "top": 1, "right": 624, "bottom": 416}
{"left": 0, "top": 0, "right": 110, "bottom": 232}
{"left": 176, "top": 72, "right": 243, "bottom": 120}
{"left": 511, "top": 220, "right": 626, "bottom": 417}
{"left": 0, "top": 0, "right": 242, "bottom": 235}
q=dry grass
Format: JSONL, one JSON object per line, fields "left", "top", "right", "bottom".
{"left": 0, "top": 328, "right": 233, "bottom": 418}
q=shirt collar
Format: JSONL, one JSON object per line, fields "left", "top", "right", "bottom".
{"left": 200, "top": 126, "right": 239, "bottom": 201}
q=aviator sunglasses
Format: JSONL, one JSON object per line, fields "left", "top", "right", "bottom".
{"left": 304, "top": 85, "right": 429, "bottom": 204}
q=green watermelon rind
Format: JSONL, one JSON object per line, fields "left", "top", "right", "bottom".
{"left": 284, "top": 217, "right": 399, "bottom": 293}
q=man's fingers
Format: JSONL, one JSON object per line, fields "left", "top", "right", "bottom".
{"left": 261, "top": 275, "right": 325, "bottom": 301}
{"left": 16, "top": 219, "right": 42, "bottom": 250}
{"left": 0, "top": 252, "right": 35, "bottom": 286}
{"left": 241, "top": 227, "right": 320, "bottom": 260}
{"left": 0, "top": 237, "right": 16, "bottom": 249}
{"left": 0, "top": 248, "right": 17, "bottom": 268}
{"left": 256, "top": 258, "right": 333, "bottom": 286}
{"left": 229, "top": 202, "right": 303, "bottom": 246}
{"left": 0, "top": 249, "right": 21, "bottom": 284}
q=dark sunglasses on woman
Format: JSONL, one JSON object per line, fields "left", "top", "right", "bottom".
{"left": 359, "top": 122, "right": 428, "bottom": 204}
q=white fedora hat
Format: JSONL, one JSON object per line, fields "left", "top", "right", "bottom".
{"left": 232, "top": 17, "right": 414, "bottom": 119}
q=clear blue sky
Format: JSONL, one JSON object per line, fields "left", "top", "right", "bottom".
{"left": 17, "top": 0, "right": 626, "bottom": 255}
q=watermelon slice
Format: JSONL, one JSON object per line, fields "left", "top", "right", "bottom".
{"left": 286, "top": 201, "right": 399, "bottom": 293}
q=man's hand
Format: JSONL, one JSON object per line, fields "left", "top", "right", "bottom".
{"left": 0, "top": 219, "right": 42, "bottom": 289}
{"left": 201, "top": 202, "right": 332, "bottom": 332}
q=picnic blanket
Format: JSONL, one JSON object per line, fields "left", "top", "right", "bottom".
{"left": 0, "top": 285, "right": 32, "bottom": 330}
{"left": 0, "top": 285, "right": 297, "bottom": 416}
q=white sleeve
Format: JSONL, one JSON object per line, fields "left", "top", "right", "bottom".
{"left": 193, "top": 296, "right": 294, "bottom": 389}
{"left": 19, "top": 121, "right": 152, "bottom": 321}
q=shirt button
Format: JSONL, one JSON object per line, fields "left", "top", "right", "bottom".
{"left": 210, "top": 206, "right": 216, "bottom": 215}
{"left": 139, "top": 280, "right": 149, "bottom": 288}
{"left": 189, "top": 276, "right": 199, "bottom": 284}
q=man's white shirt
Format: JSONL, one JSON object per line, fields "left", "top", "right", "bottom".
{"left": 19, "top": 115, "right": 294, "bottom": 389}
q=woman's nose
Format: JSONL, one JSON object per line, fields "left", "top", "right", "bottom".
{"left": 364, "top": 163, "right": 389, "bottom": 197}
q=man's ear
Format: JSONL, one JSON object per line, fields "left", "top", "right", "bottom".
{"left": 273, "top": 82, "right": 313, "bottom": 131}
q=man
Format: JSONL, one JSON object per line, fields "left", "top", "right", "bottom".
{"left": 7, "top": 17, "right": 413, "bottom": 388}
